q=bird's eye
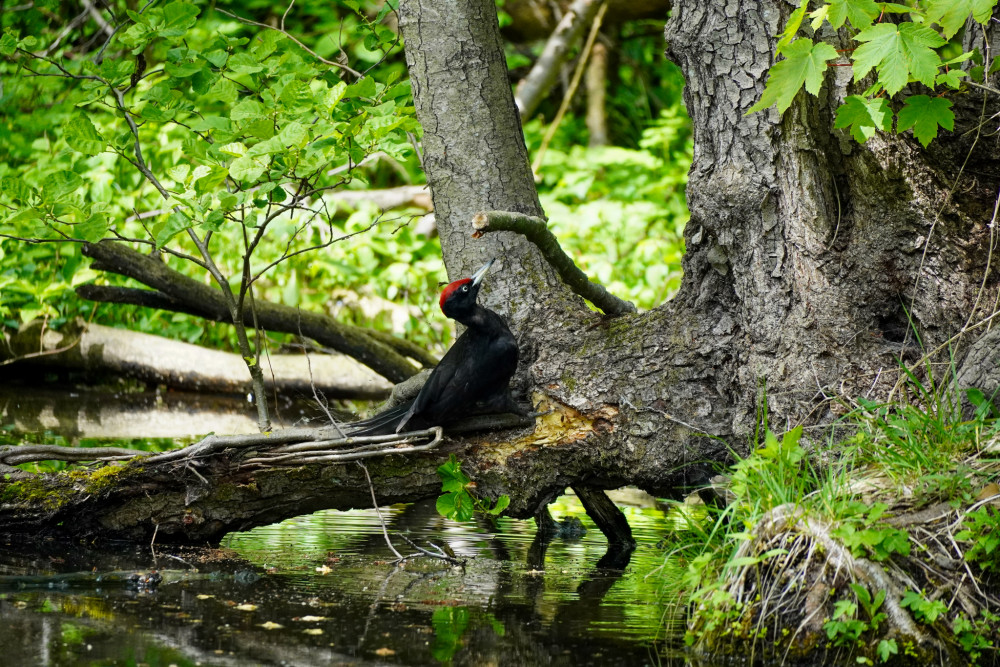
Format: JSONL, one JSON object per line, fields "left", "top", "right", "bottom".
{"left": 462, "top": 285, "right": 469, "bottom": 292}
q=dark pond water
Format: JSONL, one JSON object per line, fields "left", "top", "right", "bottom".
{"left": 0, "top": 495, "right": 684, "bottom": 666}
{"left": 1, "top": 385, "right": 687, "bottom": 665}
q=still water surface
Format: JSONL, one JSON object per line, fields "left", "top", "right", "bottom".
{"left": 0, "top": 494, "right": 683, "bottom": 666}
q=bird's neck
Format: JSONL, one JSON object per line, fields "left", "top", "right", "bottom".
{"left": 457, "top": 304, "right": 508, "bottom": 336}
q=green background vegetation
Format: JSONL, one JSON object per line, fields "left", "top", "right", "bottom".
{"left": 0, "top": 0, "right": 690, "bottom": 357}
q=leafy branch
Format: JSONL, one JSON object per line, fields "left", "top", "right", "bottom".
{"left": 749, "top": 0, "right": 1000, "bottom": 147}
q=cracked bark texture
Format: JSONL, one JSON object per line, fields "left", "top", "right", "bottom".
{"left": 667, "top": 0, "right": 1000, "bottom": 431}
{"left": 402, "top": 0, "right": 1000, "bottom": 506}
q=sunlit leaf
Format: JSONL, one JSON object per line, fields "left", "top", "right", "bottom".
{"left": 852, "top": 22, "right": 945, "bottom": 95}
{"left": 748, "top": 39, "right": 839, "bottom": 114}
{"left": 897, "top": 94, "right": 954, "bottom": 147}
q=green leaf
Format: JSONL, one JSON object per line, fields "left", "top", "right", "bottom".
{"left": 279, "top": 121, "right": 308, "bottom": 147}
{"left": 159, "top": 1, "right": 200, "bottom": 38}
{"left": 936, "top": 68, "right": 966, "bottom": 89}
{"left": 877, "top": 638, "right": 898, "bottom": 662}
{"left": 203, "top": 49, "right": 229, "bottom": 68}
{"left": 344, "top": 76, "right": 377, "bottom": 99}
{"left": 63, "top": 115, "right": 105, "bottom": 155}
{"left": 896, "top": 94, "right": 954, "bottom": 147}
{"left": 228, "top": 154, "right": 270, "bottom": 182}
{"left": 154, "top": 210, "right": 192, "bottom": 247}
{"left": 164, "top": 61, "right": 201, "bottom": 78}
{"left": 777, "top": 4, "right": 808, "bottom": 55}
{"left": 167, "top": 164, "right": 190, "bottom": 183}
{"left": 280, "top": 80, "right": 313, "bottom": 110}
{"left": 748, "top": 39, "right": 839, "bottom": 113}
{"left": 487, "top": 495, "right": 510, "bottom": 515}
{"left": 436, "top": 454, "right": 472, "bottom": 493}
{"left": 42, "top": 171, "right": 84, "bottom": 203}
{"left": 231, "top": 98, "right": 266, "bottom": 121}
{"left": 228, "top": 53, "right": 264, "bottom": 75}
{"left": 0, "top": 32, "right": 17, "bottom": 56}
{"left": 219, "top": 141, "right": 247, "bottom": 157}
{"left": 834, "top": 95, "right": 891, "bottom": 142}
{"left": 436, "top": 492, "right": 456, "bottom": 518}
{"left": 75, "top": 213, "right": 108, "bottom": 243}
{"left": 825, "top": 0, "right": 880, "bottom": 29}
{"left": 1, "top": 176, "right": 33, "bottom": 205}
{"left": 925, "top": 0, "right": 998, "bottom": 39}
{"left": 852, "top": 22, "right": 946, "bottom": 95}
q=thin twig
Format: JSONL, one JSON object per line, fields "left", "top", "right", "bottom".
{"left": 215, "top": 7, "right": 362, "bottom": 78}
{"left": 358, "top": 461, "right": 403, "bottom": 559}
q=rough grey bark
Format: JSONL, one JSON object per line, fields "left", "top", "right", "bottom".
{"left": 666, "top": 1, "right": 1000, "bottom": 429}
{"left": 398, "top": 0, "right": 575, "bottom": 307}
{"left": 399, "top": 0, "right": 732, "bottom": 506}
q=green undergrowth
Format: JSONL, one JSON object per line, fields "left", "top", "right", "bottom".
{"left": 658, "top": 373, "right": 1000, "bottom": 665}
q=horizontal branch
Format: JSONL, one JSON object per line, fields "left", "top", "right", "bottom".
{"left": 79, "top": 241, "right": 434, "bottom": 383}
{"left": 472, "top": 210, "right": 636, "bottom": 316}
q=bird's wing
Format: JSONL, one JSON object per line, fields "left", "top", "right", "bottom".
{"left": 395, "top": 334, "right": 474, "bottom": 432}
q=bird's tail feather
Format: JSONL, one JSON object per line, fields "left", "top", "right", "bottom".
{"left": 345, "top": 400, "right": 415, "bottom": 436}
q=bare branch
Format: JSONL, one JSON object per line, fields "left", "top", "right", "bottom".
{"left": 514, "top": 0, "right": 604, "bottom": 119}
{"left": 472, "top": 210, "right": 635, "bottom": 316}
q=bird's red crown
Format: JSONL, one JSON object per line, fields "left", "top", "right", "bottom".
{"left": 439, "top": 278, "right": 472, "bottom": 311}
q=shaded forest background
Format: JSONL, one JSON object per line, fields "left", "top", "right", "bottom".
{"left": 0, "top": 0, "right": 690, "bottom": 391}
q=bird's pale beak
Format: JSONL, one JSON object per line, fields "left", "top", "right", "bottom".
{"left": 470, "top": 258, "right": 496, "bottom": 287}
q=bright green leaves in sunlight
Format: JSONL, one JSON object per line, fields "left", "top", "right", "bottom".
{"left": 897, "top": 95, "right": 954, "bottom": 147}
{"left": 119, "top": 1, "right": 201, "bottom": 51}
{"left": 436, "top": 455, "right": 510, "bottom": 523}
{"left": 924, "top": 0, "right": 998, "bottom": 38}
{"left": 834, "top": 95, "right": 891, "bottom": 143}
{"left": 748, "top": 39, "right": 839, "bottom": 114}
{"left": 0, "top": 0, "right": 419, "bottom": 335}
{"left": 64, "top": 115, "right": 106, "bottom": 156}
{"left": 814, "top": 0, "right": 879, "bottom": 30}
{"left": 749, "top": 0, "right": 999, "bottom": 148}
{"left": 852, "top": 22, "right": 945, "bottom": 95}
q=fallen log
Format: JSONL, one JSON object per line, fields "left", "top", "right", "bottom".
{"left": 2, "top": 320, "right": 392, "bottom": 399}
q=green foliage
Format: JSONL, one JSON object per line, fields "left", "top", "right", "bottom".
{"left": 430, "top": 606, "right": 505, "bottom": 664}
{"left": 665, "top": 371, "right": 1000, "bottom": 662}
{"left": 729, "top": 426, "right": 812, "bottom": 509}
{"left": 830, "top": 502, "right": 911, "bottom": 560}
{"left": 956, "top": 505, "right": 1000, "bottom": 572}
{"left": 435, "top": 454, "right": 509, "bottom": 522}
{"left": 0, "top": 0, "right": 432, "bottom": 350}
{"left": 750, "top": 0, "right": 999, "bottom": 147}
{"left": 900, "top": 590, "right": 949, "bottom": 624}
{"left": 896, "top": 94, "right": 954, "bottom": 146}
{"left": 529, "top": 104, "right": 691, "bottom": 309}
{"left": 834, "top": 95, "right": 892, "bottom": 142}
{"left": 952, "top": 610, "right": 998, "bottom": 662}
{"left": 747, "top": 38, "right": 839, "bottom": 113}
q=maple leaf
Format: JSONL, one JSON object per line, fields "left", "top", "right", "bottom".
{"left": 852, "top": 23, "right": 946, "bottom": 95}
{"left": 825, "top": 0, "right": 880, "bottom": 29}
{"left": 924, "top": 0, "right": 998, "bottom": 39}
{"left": 748, "top": 39, "right": 839, "bottom": 114}
{"left": 834, "top": 95, "right": 891, "bottom": 143}
{"left": 896, "top": 95, "right": 954, "bottom": 147}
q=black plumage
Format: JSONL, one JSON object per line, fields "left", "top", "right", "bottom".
{"left": 348, "top": 258, "right": 519, "bottom": 436}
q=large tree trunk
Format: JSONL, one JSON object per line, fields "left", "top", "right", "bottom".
{"left": 2, "top": 0, "right": 999, "bottom": 547}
